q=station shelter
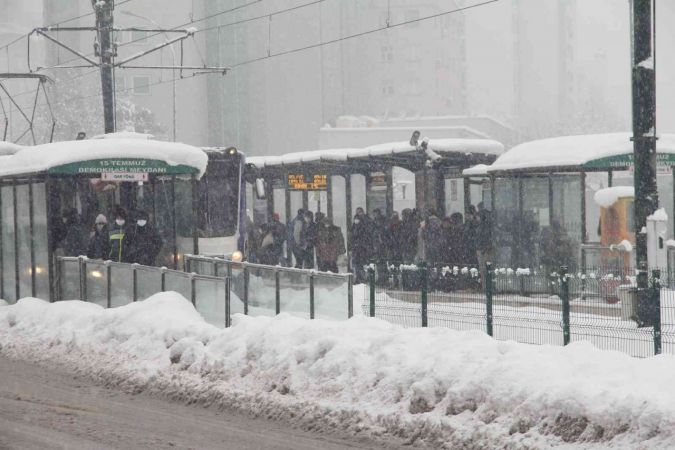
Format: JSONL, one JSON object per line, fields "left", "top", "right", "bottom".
{"left": 462, "top": 133, "right": 675, "bottom": 272}
{"left": 244, "top": 138, "right": 503, "bottom": 268}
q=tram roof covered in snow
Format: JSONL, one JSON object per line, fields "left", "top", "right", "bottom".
{"left": 246, "top": 138, "right": 504, "bottom": 173}
{"left": 463, "top": 132, "right": 675, "bottom": 175}
{"left": 0, "top": 133, "right": 209, "bottom": 178}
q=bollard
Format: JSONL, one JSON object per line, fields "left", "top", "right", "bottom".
{"left": 310, "top": 272, "right": 315, "bottom": 319}
{"left": 560, "top": 266, "right": 571, "bottom": 346}
{"left": 652, "top": 269, "right": 662, "bottom": 355}
{"left": 368, "top": 265, "right": 376, "bottom": 317}
{"left": 419, "top": 262, "right": 428, "bottom": 327}
{"left": 485, "top": 262, "right": 494, "bottom": 337}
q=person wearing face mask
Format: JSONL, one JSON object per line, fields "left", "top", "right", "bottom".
{"left": 87, "top": 214, "right": 110, "bottom": 260}
{"left": 129, "top": 210, "right": 163, "bottom": 266}
{"left": 108, "top": 207, "right": 133, "bottom": 263}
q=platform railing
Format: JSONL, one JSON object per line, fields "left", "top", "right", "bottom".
{"left": 55, "top": 256, "right": 231, "bottom": 328}
{"left": 183, "top": 254, "right": 355, "bottom": 320}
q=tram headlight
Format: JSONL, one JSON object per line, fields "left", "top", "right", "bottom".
{"left": 232, "top": 251, "right": 243, "bottom": 262}
{"left": 226, "top": 147, "right": 237, "bottom": 156}
{"left": 90, "top": 270, "right": 103, "bottom": 279}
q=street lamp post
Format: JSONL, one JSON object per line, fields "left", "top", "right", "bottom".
{"left": 119, "top": 11, "right": 176, "bottom": 142}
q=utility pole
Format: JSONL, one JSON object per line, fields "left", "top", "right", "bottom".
{"left": 631, "top": 0, "right": 658, "bottom": 325}
{"left": 93, "top": 0, "right": 116, "bottom": 134}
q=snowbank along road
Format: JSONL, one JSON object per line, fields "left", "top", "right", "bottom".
{"left": 2, "top": 293, "right": 675, "bottom": 448}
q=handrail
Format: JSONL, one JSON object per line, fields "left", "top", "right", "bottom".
{"left": 184, "top": 254, "right": 353, "bottom": 280}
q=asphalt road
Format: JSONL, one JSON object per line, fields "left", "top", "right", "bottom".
{"left": 0, "top": 356, "right": 401, "bottom": 450}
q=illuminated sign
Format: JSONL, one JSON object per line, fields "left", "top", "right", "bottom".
{"left": 287, "top": 174, "right": 328, "bottom": 190}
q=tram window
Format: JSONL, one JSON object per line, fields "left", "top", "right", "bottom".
{"left": 175, "top": 177, "right": 195, "bottom": 260}
{"left": 1, "top": 184, "right": 16, "bottom": 302}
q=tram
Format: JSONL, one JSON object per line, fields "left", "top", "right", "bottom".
{"left": 0, "top": 133, "right": 246, "bottom": 303}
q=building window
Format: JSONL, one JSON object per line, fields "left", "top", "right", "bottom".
{"left": 381, "top": 82, "right": 395, "bottom": 96}
{"left": 130, "top": 29, "right": 148, "bottom": 43}
{"left": 380, "top": 45, "right": 394, "bottom": 62}
{"left": 115, "top": 74, "right": 126, "bottom": 92}
{"left": 132, "top": 76, "right": 151, "bottom": 95}
{"left": 404, "top": 10, "right": 419, "bottom": 27}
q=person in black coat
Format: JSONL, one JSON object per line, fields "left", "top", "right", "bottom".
{"left": 130, "top": 210, "right": 163, "bottom": 266}
{"left": 108, "top": 207, "right": 134, "bottom": 263}
{"left": 87, "top": 214, "right": 110, "bottom": 260}
{"left": 61, "top": 208, "right": 89, "bottom": 257}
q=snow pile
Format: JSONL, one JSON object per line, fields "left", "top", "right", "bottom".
{"left": 594, "top": 186, "right": 635, "bottom": 207}
{"left": 648, "top": 208, "right": 668, "bottom": 222}
{"left": 0, "top": 299, "right": 7, "bottom": 307}
{"left": 2, "top": 294, "right": 675, "bottom": 447}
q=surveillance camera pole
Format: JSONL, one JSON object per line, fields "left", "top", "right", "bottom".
{"left": 631, "top": 0, "right": 658, "bottom": 325}
{"left": 93, "top": 0, "right": 116, "bottom": 134}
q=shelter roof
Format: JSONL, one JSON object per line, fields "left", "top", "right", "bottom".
{"left": 246, "top": 138, "right": 504, "bottom": 173}
{"left": 463, "top": 133, "right": 675, "bottom": 175}
{"left": 0, "top": 135, "right": 208, "bottom": 178}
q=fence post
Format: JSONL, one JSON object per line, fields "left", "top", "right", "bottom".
{"left": 56, "top": 258, "right": 62, "bottom": 301}
{"left": 347, "top": 273, "right": 354, "bottom": 319}
{"left": 79, "top": 257, "right": 87, "bottom": 302}
{"left": 132, "top": 265, "right": 138, "bottom": 302}
{"left": 275, "top": 269, "right": 281, "bottom": 315}
{"left": 560, "top": 266, "right": 571, "bottom": 346}
{"left": 106, "top": 263, "right": 111, "bottom": 308}
{"left": 652, "top": 269, "right": 662, "bottom": 355}
{"left": 368, "top": 265, "right": 376, "bottom": 317}
{"left": 225, "top": 277, "right": 231, "bottom": 328}
{"left": 243, "top": 265, "right": 249, "bottom": 315}
{"left": 160, "top": 267, "right": 167, "bottom": 292}
{"left": 419, "top": 262, "right": 428, "bottom": 327}
{"left": 485, "top": 262, "right": 494, "bottom": 337}
{"left": 309, "top": 272, "right": 315, "bottom": 319}
{"left": 190, "top": 274, "right": 196, "bottom": 306}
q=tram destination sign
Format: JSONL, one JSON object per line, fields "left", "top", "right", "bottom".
{"left": 287, "top": 173, "right": 328, "bottom": 190}
{"left": 48, "top": 158, "right": 198, "bottom": 175}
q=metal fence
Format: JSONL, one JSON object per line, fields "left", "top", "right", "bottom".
{"left": 365, "top": 262, "right": 670, "bottom": 358}
{"left": 56, "top": 256, "right": 231, "bottom": 327}
{"left": 183, "top": 255, "right": 354, "bottom": 320}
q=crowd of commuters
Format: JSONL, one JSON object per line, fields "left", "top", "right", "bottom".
{"left": 55, "top": 206, "right": 163, "bottom": 266}
{"left": 245, "top": 203, "right": 493, "bottom": 283}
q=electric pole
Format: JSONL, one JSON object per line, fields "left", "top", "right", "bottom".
{"left": 93, "top": 0, "right": 116, "bottom": 134}
{"left": 631, "top": 0, "right": 658, "bottom": 324}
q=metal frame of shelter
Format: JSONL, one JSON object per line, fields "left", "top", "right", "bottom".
{"left": 245, "top": 144, "right": 499, "bottom": 269}
{"left": 462, "top": 135, "right": 675, "bottom": 272}
{"left": 0, "top": 73, "right": 56, "bottom": 145}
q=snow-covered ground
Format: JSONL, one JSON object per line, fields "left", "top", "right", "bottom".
{"left": 2, "top": 293, "right": 675, "bottom": 448}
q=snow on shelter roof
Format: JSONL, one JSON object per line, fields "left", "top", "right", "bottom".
{"left": 0, "top": 136, "right": 208, "bottom": 178}
{"left": 0, "top": 141, "right": 23, "bottom": 156}
{"left": 463, "top": 133, "right": 675, "bottom": 175}
{"left": 246, "top": 138, "right": 504, "bottom": 168}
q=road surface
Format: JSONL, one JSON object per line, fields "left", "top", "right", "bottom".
{"left": 0, "top": 356, "right": 402, "bottom": 450}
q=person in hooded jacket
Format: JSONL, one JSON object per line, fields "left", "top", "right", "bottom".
{"left": 61, "top": 208, "right": 89, "bottom": 257}
{"left": 87, "top": 214, "right": 110, "bottom": 260}
{"left": 349, "top": 209, "right": 372, "bottom": 283}
{"left": 108, "top": 207, "right": 133, "bottom": 263}
{"left": 316, "top": 217, "right": 345, "bottom": 273}
{"left": 130, "top": 210, "right": 163, "bottom": 266}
